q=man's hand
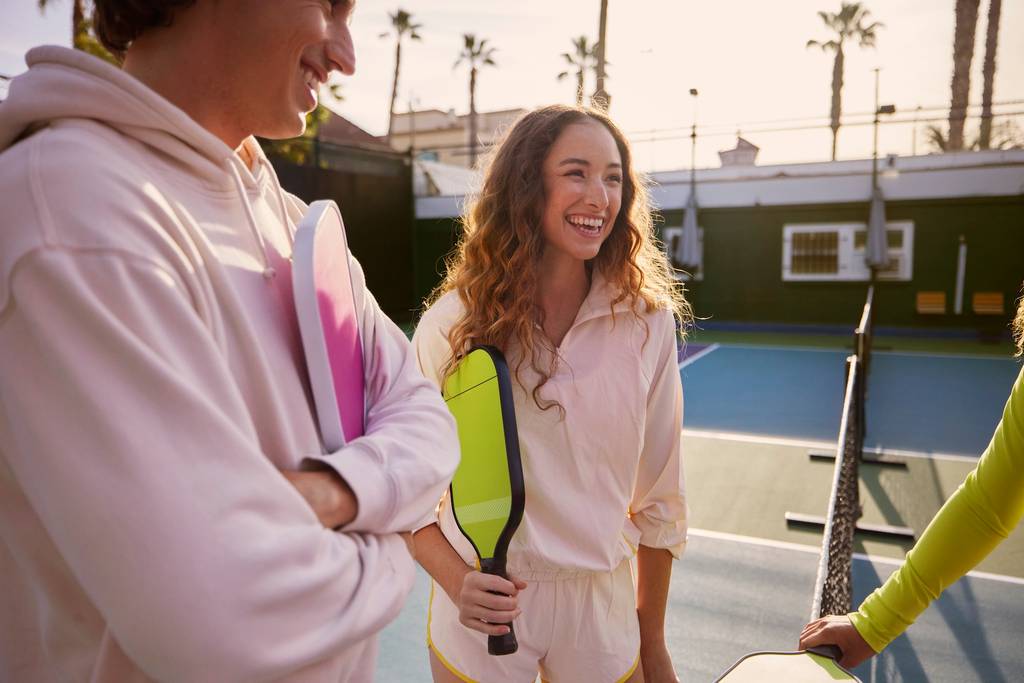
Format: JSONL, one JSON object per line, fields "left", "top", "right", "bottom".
{"left": 280, "top": 469, "right": 358, "bottom": 529}
{"left": 799, "top": 614, "right": 876, "bottom": 670}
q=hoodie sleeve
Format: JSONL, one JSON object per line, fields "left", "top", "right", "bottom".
{"left": 306, "top": 258, "right": 460, "bottom": 534}
{"left": 629, "top": 310, "right": 688, "bottom": 558}
{"left": 0, "top": 246, "right": 415, "bottom": 682}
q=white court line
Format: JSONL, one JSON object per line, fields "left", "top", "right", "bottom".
{"left": 681, "top": 428, "right": 981, "bottom": 464}
{"left": 688, "top": 527, "right": 1024, "bottom": 586}
{"left": 701, "top": 341, "right": 1015, "bottom": 362}
{"left": 701, "top": 342, "right": 847, "bottom": 355}
{"left": 678, "top": 342, "right": 721, "bottom": 369}
{"left": 875, "top": 349, "right": 1017, "bottom": 362}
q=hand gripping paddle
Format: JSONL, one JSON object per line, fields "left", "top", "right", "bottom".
{"left": 442, "top": 346, "right": 525, "bottom": 656}
{"left": 715, "top": 645, "right": 861, "bottom": 682}
{"left": 292, "top": 200, "right": 366, "bottom": 452}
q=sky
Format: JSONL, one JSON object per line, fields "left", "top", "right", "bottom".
{"left": 2, "top": 0, "right": 1022, "bottom": 170}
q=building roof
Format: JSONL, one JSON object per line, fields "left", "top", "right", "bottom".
{"left": 415, "top": 149, "right": 1024, "bottom": 219}
{"left": 414, "top": 159, "right": 478, "bottom": 197}
{"left": 390, "top": 107, "right": 526, "bottom": 136}
{"left": 316, "top": 109, "right": 390, "bottom": 151}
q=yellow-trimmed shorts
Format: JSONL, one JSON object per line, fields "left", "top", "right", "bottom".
{"left": 427, "top": 559, "right": 640, "bottom": 683}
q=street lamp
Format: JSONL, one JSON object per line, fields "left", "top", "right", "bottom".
{"left": 867, "top": 68, "right": 896, "bottom": 281}
{"left": 689, "top": 88, "right": 698, "bottom": 197}
{"left": 870, "top": 69, "right": 896, "bottom": 195}
{"left": 673, "top": 88, "right": 701, "bottom": 277}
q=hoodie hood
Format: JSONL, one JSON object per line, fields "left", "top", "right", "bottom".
{"left": 0, "top": 46, "right": 295, "bottom": 278}
{"left": 0, "top": 46, "right": 247, "bottom": 188}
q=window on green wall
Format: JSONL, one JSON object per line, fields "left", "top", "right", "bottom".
{"left": 782, "top": 222, "right": 914, "bottom": 281}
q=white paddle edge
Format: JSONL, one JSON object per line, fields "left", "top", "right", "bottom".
{"left": 293, "top": 200, "right": 347, "bottom": 452}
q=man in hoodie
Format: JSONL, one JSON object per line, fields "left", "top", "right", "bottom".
{"left": 0, "top": 1, "right": 458, "bottom": 681}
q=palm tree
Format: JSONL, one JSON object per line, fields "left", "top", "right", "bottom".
{"left": 380, "top": 9, "right": 422, "bottom": 144}
{"left": 37, "top": 0, "right": 117, "bottom": 64}
{"left": 557, "top": 36, "right": 598, "bottom": 106}
{"left": 454, "top": 34, "right": 497, "bottom": 168}
{"left": 38, "top": 0, "right": 84, "bottom": 48}
{"left": 593, "top": 0, "right": 610, "bottom": 109}
{"left": 978, "top": 0, "right": 1001, "bottom": 149}
{"left": 926, "top": 118, "right": 1022, "bottom": 153}
{"left": 947, "top": 0, "right": 981, "bottom": 151}
{"left": 806, "top": 2, "right": 883, "bottom": 161}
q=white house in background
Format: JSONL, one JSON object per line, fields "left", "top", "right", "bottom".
{"left": 718, "top": 136, "right": 759, "bottom": 167}
{"left": 388, "top": 107, "right": 526, "bottom": 168}
{"left": 414, "top": 159, "right": 477, "bottom": 197}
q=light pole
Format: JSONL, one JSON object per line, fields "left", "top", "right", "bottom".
{"left": 871, "top": 69, "right": 896, "bottom": 197}
{"left": 408, "top": 93, "right": 420, "bottom": 158}
{"left": 689, "top": 88, "right": 699, "bottom": 199}
{"left": 868, "top": 68, "right": 896, "bottom": 282}
{"left": 673, "top": 87, "right": 701, "bottom": 278}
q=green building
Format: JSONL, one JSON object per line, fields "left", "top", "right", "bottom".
{"left": 414, "top": 150, "right": 1024, "bottom": 335}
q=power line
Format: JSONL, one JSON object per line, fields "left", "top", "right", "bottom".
{"left": 626, "top": 99, "right": 1024, "bottom": 137}
{"left": 627, "top": 111, "right": 1024, "bottom": 144}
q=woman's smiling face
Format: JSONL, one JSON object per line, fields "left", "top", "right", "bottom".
{"left": 539, "top": 120, "right": 623, "bottom": 265}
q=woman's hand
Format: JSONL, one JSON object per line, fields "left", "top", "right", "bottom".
{"left": 639, "top": 637, "right": 679, "bottom": 682}
{"left": 456, "top": 570, "right": 526, "bottom": 636}
{"left": 280, "top": 469, "right": 358, "bottom": 529}
{"left": 799, "top": 614, "right": 876, "bottom": 670}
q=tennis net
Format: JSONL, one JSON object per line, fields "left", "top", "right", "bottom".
{"left": 809, "top": 286, "right": 874, "bottom": 619}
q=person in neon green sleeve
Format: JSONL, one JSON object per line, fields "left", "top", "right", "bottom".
{"left": 799, "top": 290, "right": 1024, "bottom": 669}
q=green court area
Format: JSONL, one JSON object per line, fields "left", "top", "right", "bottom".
{"left": 682, "top": 431, "right": 1023, "bottom": 579}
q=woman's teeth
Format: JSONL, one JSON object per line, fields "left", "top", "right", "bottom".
{"left": 567, "top": 216, "right": 603, "bottom": 235}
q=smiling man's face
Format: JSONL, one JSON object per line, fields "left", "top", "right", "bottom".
{"left": 217, "top": 0, "right": 357, "bottom": 139}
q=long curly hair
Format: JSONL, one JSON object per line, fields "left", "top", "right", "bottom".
{"left": 427, "top": 104, "right": 691, "bottom": 410}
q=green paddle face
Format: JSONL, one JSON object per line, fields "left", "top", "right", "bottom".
{"left": 442, "top": 347, "right": 524, "bottom": 565}
{"left": 715, "top": 649, "right": 860, "bottom": 682}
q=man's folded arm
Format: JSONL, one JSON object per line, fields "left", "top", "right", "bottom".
{"left": 0, "top": 247, "right": 415, "bottom": 681}
{"left": 307, "top": 257, "right": 460, "bottom": 535}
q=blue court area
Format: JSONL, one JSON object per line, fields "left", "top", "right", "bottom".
{"left": 680, "top": 345, "right": 1021, "bottom": 456}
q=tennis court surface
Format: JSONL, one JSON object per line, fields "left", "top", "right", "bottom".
{"left": 680, "top": 343, "right": 1019, "bottom": 457}
{"left": 379, "top": 306, "right": 1023, "bottom": 680}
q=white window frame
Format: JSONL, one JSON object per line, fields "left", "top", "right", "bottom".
{"left": 782, "top": 221, "right": 914, "bottom": 282}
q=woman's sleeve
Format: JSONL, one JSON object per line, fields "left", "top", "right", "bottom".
{"left": 850, "top": 365, "right": 1024, "bottom": 653}
{"left": 629, "top": 311, "right": 688, "bottom": 558}
{"left": 408, "top": 301, "right": 461, "bottom": 532}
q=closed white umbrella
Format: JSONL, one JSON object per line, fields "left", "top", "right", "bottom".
{"left": 674, "top": 191, "right": 701, "bottom": 272}
{"left": 865, "top": 185, "right": 889, "bottom": 273}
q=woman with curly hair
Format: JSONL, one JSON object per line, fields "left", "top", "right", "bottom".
{"left": 800, "top": 287, "right": 1024, "bottom": 670}
{"left": 412, "top": 105, "right": 690, "bottom": 683}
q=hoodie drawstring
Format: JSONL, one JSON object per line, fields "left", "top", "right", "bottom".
{"left": 227, "top": 159, "right": 276, "bottom": 280}
{"left": 260, "top": 158, "right": 294, "bottom": 241}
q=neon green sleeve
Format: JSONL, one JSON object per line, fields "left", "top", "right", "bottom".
{"left": 850, "top": 365, "right": 1024, "bottom": 653}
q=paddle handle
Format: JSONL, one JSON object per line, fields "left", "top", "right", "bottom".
{"left": 480, "top": 557, "right": 518, "bottom": 656}
{"left": 806, "top": 644, "right": 844, "bottom": 661}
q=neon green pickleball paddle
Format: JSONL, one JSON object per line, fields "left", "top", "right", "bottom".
{"left": 442, "top": 346, "right": 525, "bottom": 656}
{"left": 715, "top": 645, "right": 861, "bottom": 682}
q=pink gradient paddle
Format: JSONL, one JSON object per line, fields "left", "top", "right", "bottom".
{"left": 292, "top": 200, "right": 365, "bottom": 451}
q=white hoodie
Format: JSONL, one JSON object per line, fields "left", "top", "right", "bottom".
{"left": 0, "top": 46, "right": 458, "bottom": 682}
